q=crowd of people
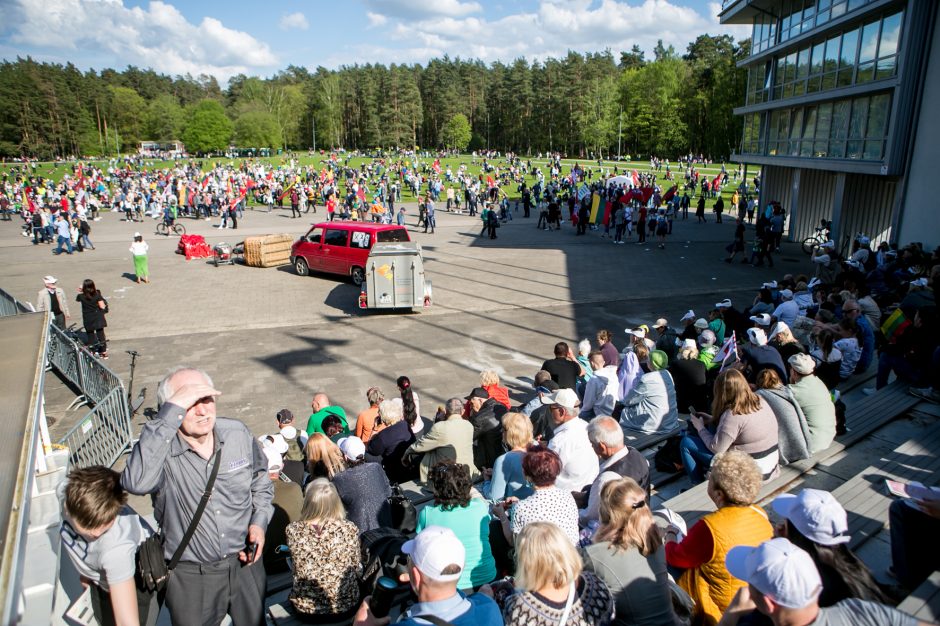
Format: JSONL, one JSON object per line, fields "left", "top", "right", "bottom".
{"left": 53, "top": 227, "right": 939, "bottom": 625}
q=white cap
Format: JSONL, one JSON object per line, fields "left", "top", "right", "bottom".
{"left": 780, "top": 289, "right": 793, "bottom": 300}
{"left": 680, "top": 310, "right": 696, "bottom": 322}
{"left": 280, "top": 425, "right": 298, "bottom": 440}
{"left": 715, "top": 298, "right": 732, "bottom": 309}
{"left": 337, "top": 436, "right": 366, "bottom": 461}
{"left": 258, "top": 433, "right": 289, "bottom": 455}
{"left": 133, "top": 231, "right": 141, "bottom": 238}
{"left": 625, "top": 327, "right": 647, "bottom": 339}
{"left": 540, "top": 388, "right": 579, "bottom": 411}
{"left": 263, "top": 447, "right": 283, "bottom": 471}
{"left": 694, "top": 318, "right": 709, "bottom": 330}
{"left": 682, "top": 338, "right": 697, "bottom": 351}
{"left": 747, "top": 327, "right": 768, "bottom": 346}
{"left": 762, "top": 281, "right": 777, "bottom": 289}
{"left": 43, "top": 275, "right": 57, "bottom": 284}
{"left": 769, "top": 321, "right": 790, "bottom": 340}
{"left": 772, "top": 489, "right": 851, "bottom": 546}
{"left": 402, "top": 526, "right": 466, "bottom": 582}
{"left": 698, "top": 329, "right": 716, "bottom": 346}
{"left": 726, "top": 538, "right": 822, "bottom": 609}
{"left": 750, "top": 313, "right": 771, "bottom": 327}
{"left": 654, "top": 317, "right": 669, "bottom": 329}
{"left": 807, "top": 277, "right": 821, "bottom": 289}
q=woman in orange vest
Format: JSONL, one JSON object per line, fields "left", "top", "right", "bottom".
{"left": 664, "top": 450, "right": 773, "bottom": 626}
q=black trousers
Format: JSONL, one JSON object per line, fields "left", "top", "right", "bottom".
{"left": 90, "top": 582, "right": 159, "bottom": 626}
{"left": 166, "top": 556, "right": 266, "bottom": 626}
{"left": 86, "top": 327, "right": 107, "bottom": 353}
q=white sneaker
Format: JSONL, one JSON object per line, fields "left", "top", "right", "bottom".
{"left": 862, "top": 387, "right": 876, "bottom": 396}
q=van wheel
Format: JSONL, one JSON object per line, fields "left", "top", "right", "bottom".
{"left": 295, "top": 258, "right": 310, "bottom": 276}
{"left": 351, "top": 266, "right": 365, "bottom": 286}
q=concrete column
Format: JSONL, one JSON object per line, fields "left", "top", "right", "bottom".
{"left": 830, "top": 172, "right": 846, "bottom": 246}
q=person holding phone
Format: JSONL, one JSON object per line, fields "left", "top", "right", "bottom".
{"left": 889, "top": 482, "right": 940, "bottom": 590}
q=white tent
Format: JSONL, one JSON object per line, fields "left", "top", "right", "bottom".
{"left": 606, "top": 175, "right": 631, "bottom": 188}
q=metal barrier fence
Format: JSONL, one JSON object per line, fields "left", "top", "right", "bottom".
{"left": 56, "top": 386, "right": 132, "bottom": 469}
{"left": 0, "top": 286, "right": 133, "bottom": 469}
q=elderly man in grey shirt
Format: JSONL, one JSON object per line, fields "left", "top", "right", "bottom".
{"left": 121, "top": 367, "right": 273, "bottom": 626}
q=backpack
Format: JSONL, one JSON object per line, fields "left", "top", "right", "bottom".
{"left": 359, "top": 527, "right": 410, "bottom": 592}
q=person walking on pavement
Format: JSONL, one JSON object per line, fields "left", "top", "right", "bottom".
{"left": 130, "top": 232, "right": 150, "bottom": 284}
{"left": 36, "top": 275, "right": 70, "bottom": 328}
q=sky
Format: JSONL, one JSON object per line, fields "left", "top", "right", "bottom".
{"left": 0, "top": 0, "right": 752, "bottom": 85}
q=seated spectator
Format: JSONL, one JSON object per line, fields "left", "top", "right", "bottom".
{"left": 528, "top": 379, "right": 559, "bottom": 443}
{"left": 489, "top": 411, "right": 535, "bottom": 502}
{"left": 768, "top": 322, "right": 806, "bottom": 364}
{"left": 518, "top": 370, "right": 553, "bottom": 417}
{"left": 305, "top": 432, "right": 346, "bottom": 482}
{"left": 286, "top": 479, "right": 361, "bottom": 621}
{"left": 680, "top": 369, "right": 779, "bottom": 483}
{"left": 332, "top": 436, "right": 392, "bottom": 532}
{"left": 621, "top": 349, "right": 680, "bottom": 435}
{"left": 809, "top": 330, "right": 843, "bottom": 390}
{"left": 697, "top": 330, "right": 720, "bottom": 371}
{"left": 480, "top": 369, "right": 512, "bottom": 410}
{"left": 579, "top": 350, "right": 619, "bottom": 419}
{"left": 355, "top": 386, "right": 386, "bottom": 444}
{"left": 748, "top": 288, "right": 775, "bottom": 317}
{"left": 365, "top": 398, "right": 417, "bottom": 484}
{"left": 708, "top": 308, "right": 727, "bottom": 344}
{"left": 417, "top": 460, "right": 497, "bottom": 591}
{"left": 575, "top": 340, "right": 595, "bottom": 396}
{"left": 772, "top": 289, "right": 800, "bottom": 328}
{"left": 678, "top": 310, "right": 699, "bottom": 342}
{"left": 787, "top": 354, "right": 837, "bottom": 454}
{"left": 490, "top": 445, "right": 580, "bottom": 546}
{"left": 722, "top": 538, "right": 920, "bottom": 626}
{"left": 755, "top": 369, "right": 811, "bottom": 465}
{"left": 665, "top": 451, "right": 773, "bottom": 626}
{"left": 582, "top": 478, "right": 678, "bottom": 626}
{"left": 670, "top": 339, "right": 709, "bottom": 413}
{"left": 541, "top": 341, "right": 583, "bottom": 390}
{"left": 741, "top": 327, "right": 788, "bottom": 384}
{"left": 502, "top": 522, "right": 614, "bottom": 626}
{"left": 889, "top": 485, "right": 940, "bottom": 591}
{"left": 405, "top": 397, "right": 478, "bottom": 484}
{"left": 875, "top": 309, "right": 939, "bottom": 390}
{"left": 579, "top": 416, "right": 649, "bottom": 527}
{"left": 353, "top": 526, "right": 503, "bottom": 626}
{"left": 59, "top": 466, "right": 158, "bottom": 626}
{"left": 264, "top": 452, "right": 302, "bottom": 575}
{"left": 596, "top": 328, "right": 620, "bottom": 367}
{"left": 275, "top": 409, "right": 308, "bottom": 486}
{"left": 543, "top": 388, "right": 599, "bottom": 493}
{"left": 466, "top": 387, "right": 507, "bottom": 471}
{"left": 773, "top": 489, "right": 890, "bottom": 606}
{"left": 306, "top": 392, "right": 349, "bottom": 436}
{"left": 653, "top": 317, "right": 680, "bottom": 364}
{"left": 616, "top": 345, "right": 642, "bottom": 401}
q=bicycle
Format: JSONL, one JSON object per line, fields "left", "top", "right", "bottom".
{"left": 156, "top": 220, "right": 185, "bottom": 236}
{"left": 802, "top": 219, "right": 832, "bottom": 254}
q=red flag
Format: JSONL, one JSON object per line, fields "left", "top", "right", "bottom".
{"left": 631, "top": 169, "right": 639, "bottom": 187}
{"left": 662, "top": 185, "right": 677, "bottom": 203}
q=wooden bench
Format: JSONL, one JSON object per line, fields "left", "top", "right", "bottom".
{"left": 898, "top": 571, "right": 940, "bottom": 623}
{"left": 661, "top": 380, "right": 923, "bottom": 526}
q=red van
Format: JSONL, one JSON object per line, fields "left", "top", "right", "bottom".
{"left": 290, "top": 222, "right": 410, "bottom": 285}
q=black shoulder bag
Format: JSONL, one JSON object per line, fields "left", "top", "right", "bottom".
{"left": 137, "top": 449, "right": 222, "bottom": 592}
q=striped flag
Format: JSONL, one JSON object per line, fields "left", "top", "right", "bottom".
{"left": 712, "top": 332, "right": 738, "bottom": 368}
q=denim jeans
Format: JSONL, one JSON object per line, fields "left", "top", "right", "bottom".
{"left": 55, "top": 235, "right": 73, "bottom": 254}
{"left": 876, "top": 352, "right": 923, "bottom": 389}
{"left": 680, "top": 429, "right": 714, "bottom": 484}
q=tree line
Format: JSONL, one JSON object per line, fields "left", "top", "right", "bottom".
{"left": 0, "top": 35, "right": 749, "bottom": 161}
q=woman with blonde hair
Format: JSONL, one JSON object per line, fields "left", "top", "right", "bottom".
{"left": 503, "top": 522, "right": 613, "bottom": 626}
{"left": 665, "top": 451, "right": 773, "bottom": 626}
{"left": 678, "top": 368, "right": 779, "bottom": 483}
{"left": 480, "top": 369, "right": 511, "bottom": 410}
{"left": 489, "top": 412, "right": 535, "bottom": 501}
{"left": 304, "top": 433, "right": 346, "bottom": 482}
{"left": 582, "top": 478, "right": 679, "bottom": 626}
{"left": 286, "top": 478, "right": 362, "bottom": 621}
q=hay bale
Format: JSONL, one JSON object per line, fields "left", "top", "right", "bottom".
{"left": 244, "top": 234, "right": 294, "bottom": 268}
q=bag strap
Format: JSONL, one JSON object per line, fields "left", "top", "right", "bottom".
{"left": 168, "top": 448, "right": 223, "bottom": 570}
{"left": 558, "top": 581, "right": 576, "bottom": 626}
{"left": 414, "top": 616, "right": 456, "bottom": 626}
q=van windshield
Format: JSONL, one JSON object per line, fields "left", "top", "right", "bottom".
{"left": 377, "top": 229, "right": 409, "bottom": 243}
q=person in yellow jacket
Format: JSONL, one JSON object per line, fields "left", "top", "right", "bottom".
{"left": 663, "top": 450, "right": 773, "bottom": 626}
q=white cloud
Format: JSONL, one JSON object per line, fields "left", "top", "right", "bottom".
{"left": 279, "top": 11, "right": 309, "bottom": 31}
{"left": 1, "top": 0, "right": 278, "bottom": 81}
{"left": 362, "top": 0, "right": 482, "bottom": 18}
{"left": 366, "top": 12, "right": 388, "bottom": 27}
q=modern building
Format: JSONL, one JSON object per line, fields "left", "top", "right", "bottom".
{"left": 720, "top": 0, "right": 939, "bottom": 250}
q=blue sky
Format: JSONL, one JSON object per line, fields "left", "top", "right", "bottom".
{"left": 0, "top": 0, "right": 751, "bottom": 85}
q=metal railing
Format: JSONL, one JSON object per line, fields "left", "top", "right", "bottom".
{"left": 56, "top": 386, "right": 132, "bottom": 469}
{"left": 0, "top": 287, "right": 31, "bottom": 317}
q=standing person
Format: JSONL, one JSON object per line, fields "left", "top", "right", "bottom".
{"left": 129, "top": 232, "right": 150, "bottom": 284}
{"left": 696, "top": 194, "right": 707, "bottom": 223}
{"left": 36, "top": 275, "right": 70, "bottom": 328}
{"left": 725, "top": 218, "right": 746, "bottom": 263}
{"left": 53, "top": 212, "right": 73, "bottom": 255}
{"left": 487, "top": 205, "right": 500, "bottom": 239}
{"left": 714, "top": 194, "right": 725, "bottom": 223}
{"left": 424, "top": 197, "right": 436, "bottom": 234}
{"left": 290, "top": 187, "right": 300, "bottom": 218}
{"left": 76, "top": 278, "right": 109, "bottom": 358}
{"left": 655, "top": 208, "right": 669, "bottom": 249}
{"left": 59, "top": 466, "right": 159, "bottom": 626}
{"left": 636, "top": 204, "right": 647, "bottom": 244}
{"left": 121, "top": 367, "right": 274, "bottom": 626}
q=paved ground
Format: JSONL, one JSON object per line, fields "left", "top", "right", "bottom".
{"left": 0, "top": 205, "right": 803, "bottom": 442}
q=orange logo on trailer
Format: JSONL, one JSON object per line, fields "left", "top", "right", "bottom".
{"left": 377, "top": 264, "right": 393, "bottom": 280}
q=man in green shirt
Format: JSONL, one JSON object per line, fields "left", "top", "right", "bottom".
{"left": 787, "top": 354, "right": 836, "bottom": 454}
{"left": 305, "top": 392, "right": 349, "bottom": 437}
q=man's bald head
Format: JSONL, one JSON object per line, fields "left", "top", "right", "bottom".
{"left": 312, "top": 393, "right": 330, "bottom": 412}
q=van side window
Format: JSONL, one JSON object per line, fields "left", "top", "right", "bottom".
{"left": 377, "top": 229, "right": 409, "bottom": 243}
{"left": 324, "top": 229, "right": 348, "bottom": 247}
{"left": 350, "top": 231, "right": 371, "bottom": 249}
{"left": 307, "top": 229, "right": 322, "bottom": 244}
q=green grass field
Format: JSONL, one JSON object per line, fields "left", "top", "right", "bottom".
{"left": 6, "top": 154, "right": 745, "bottom": 202}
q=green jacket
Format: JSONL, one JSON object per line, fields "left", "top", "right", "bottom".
{"left": 305, "top": 405, "right": 349, "bottom": 437}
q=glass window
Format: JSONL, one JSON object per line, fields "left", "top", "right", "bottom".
{"left": 797, "top": 48, "right": 811, "bottom": 79}
{"left": 377, "top": 229, "right": 409, "bottom": 243}
{"left": 324, "top": 229, "right": 349, "bottom": 247}
{"left": 875, "top": 56, "right": 897, "bottom": 80}
{"left": 350, "top": 230, "right": 371, "bottom": 249}
{"left": 789, "top": 109, "right": 804, "bottom": 156}
{"left": 866, "top": 93, "right": 890, "bottom": 137}
{"left": 814, "top": 103, "right": 833, "bottom": 156}
{"left": 849, "top": 97, "right": 869, "bottom": 139}
{"left": 831, "top": 0, "right": 847, "bottom": 19}
{"left": 879, "top": 12, "right": 902, "bottom": 57}
{"left": 306, "top": 228, "right": 322, "bottom": 244}
{"left": 830, "top": 100, "right": 850, "bottom": 157}
{"left": 841, "top": 29, "right": 859, "bottom": 68}
{"left": 857, "top": 61, "right": 875, "bottom": 83}
{"left": 858, "top": 21, "right": 880, "bottom": 63}
{"left": 801, "top": 107, "right": 817, "bottom": 156}
{"left": 811, "top": 42, "right": 825, "bottom": 74}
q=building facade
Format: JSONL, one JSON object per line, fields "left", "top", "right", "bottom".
{"left": 721, "top": 0, "right": 939, "bottom": 249}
